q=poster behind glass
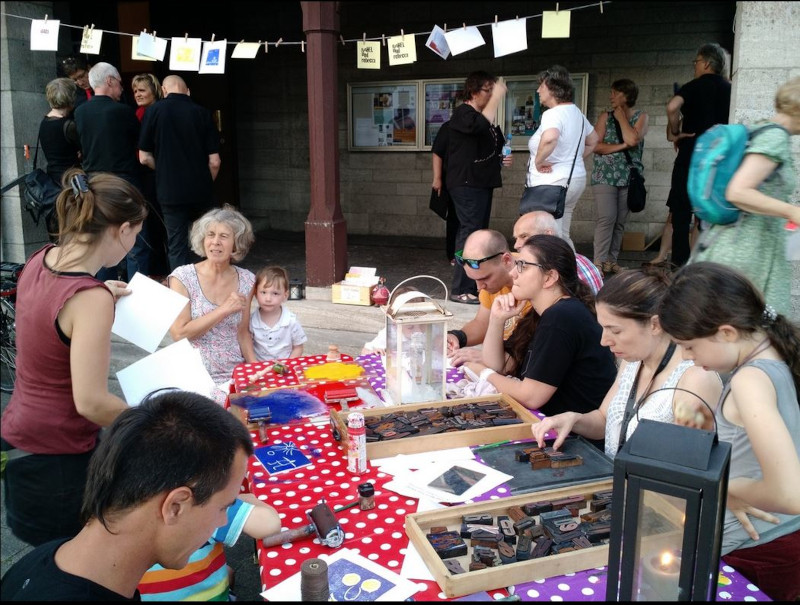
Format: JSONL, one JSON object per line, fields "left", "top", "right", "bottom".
{"left": 348, "top": 82, "right": 419, "bottom": 150}
{"left": 422, "top": 79, "right": 463, "bottom": 148}
{"left": 504, "top": 74, "right": 589, "bottom": 150}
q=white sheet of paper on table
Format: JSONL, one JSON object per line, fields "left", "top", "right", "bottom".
{"left": 372, "top": 447, "right": 476, "bottom": 475}
{"left": 399, "top": 496, "right": 444, "bottom": 581}
{"left": 116, "top": 339, "right": 216, "bottom": 405}
{"left": 111, "top": 272, "right": 188, "bottom": 353}
{"left": 260, "top": 547, "right": 420, "bottom": 601}
{"left": 401, "top": 458, "right": 512, "bottom": 504}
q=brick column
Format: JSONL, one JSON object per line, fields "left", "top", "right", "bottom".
{"left": 301, "top": 1, "right": 348, "bottom": 287}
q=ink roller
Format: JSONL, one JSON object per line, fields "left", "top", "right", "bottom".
{"left": 260, "top": 501, "right": 344, "bottom": 549}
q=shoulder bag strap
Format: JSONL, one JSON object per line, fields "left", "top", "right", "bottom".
{"left": 565, "top": 115, "right": 584, "bottom": 188}
{"left": 32, "top": 134, "right": 41, "bottom": 169}
{"left": 612, "top": 116, "right": 635, "bottom": 167}
{"left": 1, "top": 135, "right": 42, "bottom": 194}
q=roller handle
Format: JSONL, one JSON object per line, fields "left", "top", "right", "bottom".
{"left": 260, "top": 523, "right": 315, "bottom": 548}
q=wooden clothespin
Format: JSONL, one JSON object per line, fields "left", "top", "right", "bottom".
{"left": 301, "top": 40, "right": 305, "bottom": 52}
{"left": 211, "top": 33, "right": 215, "bottom": 42}
{"left": 339, "top": 34, "right": 345, "bottom": 46}
{"left": 463, "top": 22, "right": 467, "bottom": 30}
{"left": 362, "top": 32, "right": 366, "bottom": 43}
{"left": 401, "top": 29, "right": 404, "bottom": 40}
{"left": 275, "top": 37, "right": 283, "bottom": 47}
{"left": 44, "top": 14, "right": 48, "bottom": 24}
{"left": 152, "top": 31, "right": 157, "bottom": 39}
{"left": 600, "top": 1, "right": 604, "bottom": 14}
{"left": 381, "top": 34, "right": 385, "bottom": 46}
{"left": 556, "top": 3, "right": 560, "bottom": 13}
{"left": 443, "top": 23, "right": 447, "bottom": 33}
{"left": 184, "top": 33, "right": 188, "bottom": 42}
{"left": 494, "top": 15, "right": 498, "bottom": 27}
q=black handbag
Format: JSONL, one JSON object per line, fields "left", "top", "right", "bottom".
{"left": 613, "top": 116, "right": 647, "bottom": 213}
{"left": 22, "top": 136, "right": 61, "bottom": 225}
{"left": 519, "top": 119, "right": 583, "bottom": 219}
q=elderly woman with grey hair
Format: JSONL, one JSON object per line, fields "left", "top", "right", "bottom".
{"left": 168, "top": 204, "right": 256, "bottom": 403}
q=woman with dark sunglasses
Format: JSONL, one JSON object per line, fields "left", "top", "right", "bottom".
{"left": 464, "top": 234, "right": 616, "bottom": 448}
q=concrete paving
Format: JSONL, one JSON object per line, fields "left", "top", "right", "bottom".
{"left": 0, "top": 229, "right": 656, "bottom": 598}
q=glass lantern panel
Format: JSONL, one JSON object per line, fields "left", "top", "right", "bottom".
{"left": 631, "top": 490, "right": 686, "bottom": 601}
{"left": 384, "top": 319, "right": 445, "bottom": 404}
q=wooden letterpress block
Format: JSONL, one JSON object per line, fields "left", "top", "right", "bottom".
{"left": 525, "top": 500, "right": 553, "bottom": 515}
{"left": 474, "top": 545, "right": 496, "bottom": 566}
{"left": 497, "top": 516, "right": 516, "bottom": 544}
{"left": 513, "top": 517, "right": 535, "bottom": 534}
{"left": 471, "top": 539, "right": 500, "bottom": 549}
{"left": 469, "top": 561, "right": 488, "bottom": 572}
{"left": 515, "top": 449, "right": 531, "bottom": 463}
{"left": 462, "top": 514, "right": 493, "bottom": 525}
{"left": 470, "top": 528, "right": 502, "bottom": 542}
{"left": 444, "top": 559, "right": 466, "bottom": 574}
{"left": 515, "top": 535, "right": 532, "bottom": 561}
{"left": 531, "top": 536, "right": 553, "bottom": 559}
{"left": 498, "top": 541, "right": 517, "bottom": 564}
{"left": 522, "top": 524, "right": 545, "bottom": 540}
{"left": 506, "top": 506, "right": 526, "bottom": 523}
{"left": 531, "top": 457, "right": 552, "bottom": 470}
{"left": 430, "top": 526, "right": 449, "bottom": 535}
{"left": 550, "top": 454, "right": 583, "bottom": 469}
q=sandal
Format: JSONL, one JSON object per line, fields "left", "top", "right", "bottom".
{"left": 450, "top": 293, "right": 479, "bottom": 305}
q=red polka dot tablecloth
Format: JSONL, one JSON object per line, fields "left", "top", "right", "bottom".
{"left": 245, "top": 421, "right": 770, "bottom": 602}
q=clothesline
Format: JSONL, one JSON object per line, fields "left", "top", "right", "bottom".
{"left": 1, "top": 1, "right": 611, "bottom": 50}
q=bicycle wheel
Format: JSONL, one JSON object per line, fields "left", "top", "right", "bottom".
{"left": 0, "top": 296, "right": 16, "bottom": 393}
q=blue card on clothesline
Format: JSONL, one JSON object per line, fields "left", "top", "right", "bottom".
{"left": 254, "top": 442, "right": 312, "bottom": 475}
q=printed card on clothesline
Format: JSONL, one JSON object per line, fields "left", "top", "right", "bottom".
{"left": 253, "top": 442, "right": 312, "bottom": 475}
{"left": 30, "top": 19, "right": 60, "bottom": 51}
{"left": 170, "top": 37, "right": 202, "bottom": 71}
{"left": 79, "top": 27, "right": 103, "bottom": 54}
{"left": 136, "top": 31, "right": 159, "bottom": 59}
{"left": 199, "top": 39, "right": 227, "bottom": 74}
{"left": 387, "top": 33, "right": 416, "bottom": 66}
{"left": 425, "top": 25, "right": 450, "bottom": 59}
{"left": 492, "top": 18, "right": 528, "bottom": 57}
{"left": 357, "top": 41, "right": 381, "bottom": 69}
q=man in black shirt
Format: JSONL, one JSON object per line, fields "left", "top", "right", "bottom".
{"left": 665, "top": 43, "right": 731, "bottom": 266}
{"left": 138, "top": 75, "right": 221, "bottom": 271}
{"left": 0, "top": 391, "right": 253, "bottom": 601}
{"left": 446, "top": 71, "right": 511, "bottom": 304}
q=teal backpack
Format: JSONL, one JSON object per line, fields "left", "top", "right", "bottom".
{"left": 688, "top": 123, "right": 783, "bottom": 225}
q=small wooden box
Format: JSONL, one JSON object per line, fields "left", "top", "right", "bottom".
{"left": 331, "top": 393, "right": 539, "bottom": 459}
{"left": 405, "top": 479, "right": 684, "bottom": 598}
{"left": 332, "top": 281, "right": 373, "bottom": 306}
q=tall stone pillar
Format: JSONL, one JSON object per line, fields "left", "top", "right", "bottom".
{"left": 301, "top": 1, "right": 348, "bottom": 287}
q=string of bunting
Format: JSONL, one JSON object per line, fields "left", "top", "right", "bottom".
{"left": 2, "top": 2, "right": 609, "bottom": 74}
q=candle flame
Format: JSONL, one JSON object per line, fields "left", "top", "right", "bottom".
{"left": 660, "top": 551, "right": 674, "bottom": 569}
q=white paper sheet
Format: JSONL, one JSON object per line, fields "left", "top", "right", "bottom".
{"left": 231, "top": 41, "right": 260, "bottom": 59}
{"left": 387, "top": 33, "right": 416, "bottom": 66}
{"left": 372, "top": 447, "right": 476, "bottom": 474}
{"left": 116, "top": 339, "right": 216, "bottom": 405}
{"left": 136, "top": 31, "right": 159, "bottom": 59}
{"left": 132, "top": 35, "right": 168, "bottom": 61}
{"left": 30, "top": 19, "right": 60, "bottom": 51}
{"left": 261, "top": 548, "right": 420, "bottom": 601}
{"left": 111, "top": 272, "right": 188, "bottom": 353}
{"left": 399, "top": 496, "right": 444, "bottom": 581}
{"left": 443, "top": 26, "right": 485, "bottom": 56}
{"left": 357, "top": 41, "right": 381, "bottom": 69}
{"left": 492, "top": 18, "right": 528, "bottom": 58}
{"left": 395, "top": 458, "right": 513, "bottom": 504}
{"left": 425, "top": 25, "right": 450, "bottom": 59}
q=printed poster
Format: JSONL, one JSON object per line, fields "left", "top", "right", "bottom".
{"left": 387, "top": 33, "right": 416, "bottom": 66}
{"left": 30, "top": 19, "right": 60, "bottom": 51}
{"left": 357, "top": 41, "right": 381, "bottom": 69}
{"left": 170, "top": 36, "right": 202, "bottom": 71}
{"left": 79, "top": 27, "right": 103, "bottom": 55}
{"left": 199, "top": 39, "right": 227, "bottom": 74}
{"left": 425, "top": 25, "right": 450, "bottom": 59}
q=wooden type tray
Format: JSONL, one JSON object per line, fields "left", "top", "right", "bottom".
{"left": 476, "top": 436, "right": 614, "bottom": 495}
{"left": 405, "top": 480, "right": 616, "bottom": 598}
{"left": 330, "top": 393, "right": 539, "bottom": 459}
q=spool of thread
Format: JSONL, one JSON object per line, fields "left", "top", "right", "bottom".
{"left": 300, "top": 557, "right": 329, "bottom": 601}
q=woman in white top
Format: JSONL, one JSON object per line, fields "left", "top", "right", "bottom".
{"left": 526, "top": 65, "right": 599, "bottom": 250}
{"left": 531, "top": 267, "right": 722, "bottom": 459}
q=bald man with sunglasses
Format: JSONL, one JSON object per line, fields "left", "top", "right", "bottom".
{"left": 447, "top": 229, "right": 531, "bottom": 366}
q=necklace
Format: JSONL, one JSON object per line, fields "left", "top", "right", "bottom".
{"left": 732, "top": 337, "right": 770, "bottom": 375}
{"left": 616, "top": 341, "right": 677, "bottom": 452}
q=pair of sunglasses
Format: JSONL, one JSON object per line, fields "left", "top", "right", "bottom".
{"left": 454, "top": 250, "right": 503, "bottom": 270}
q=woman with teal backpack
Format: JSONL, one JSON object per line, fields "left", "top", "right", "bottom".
{"left": 691, "top": 77, "right": 800, "bottom": 315}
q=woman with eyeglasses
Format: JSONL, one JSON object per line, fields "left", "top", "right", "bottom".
{"left": 525, "top": 65, "right": 599, "bottom": 251}
{"left": 60, "top": 55, "right": 93, "bottom": 109}
{"left": 530, "top": 266, "right": 722, "bottom": 459}
{"left": 464, "top": 234, "right": 617, "bottom": 447}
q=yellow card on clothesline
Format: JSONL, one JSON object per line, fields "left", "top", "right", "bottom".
{"left": 388, "top": 33, "right": 416, "bottom": 66}
{"left": 542, "top": 10, "right": 571, "bottom": 38}
{"left": 357, "top": 41, "right": 381, "bottom": 69}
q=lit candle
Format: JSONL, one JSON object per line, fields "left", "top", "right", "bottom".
{"left": 641, "top": 549, "right": 681, "bottom": 600}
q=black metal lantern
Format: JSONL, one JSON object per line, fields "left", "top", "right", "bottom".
{"left": 288, "top": 278, "right": 305, "bottom": 300}
{"left": 606, "top": 419, "right": 731, "bottom": 601}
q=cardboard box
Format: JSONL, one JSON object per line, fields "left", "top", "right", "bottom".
{"left": 405, "top": 479, "right": 684, "bottom": 598}
{"left": 330, "top": 393, "right": 540, "bottom": 459}
{"left": 622, "top": 231, "right": 646, "bottom": 251}
{"left": 332, "top": 281, "right": 373, "bottom": 306}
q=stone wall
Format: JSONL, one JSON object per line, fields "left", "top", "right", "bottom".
{"left": 235, "top": 1, "right": 738, "bottom": 249}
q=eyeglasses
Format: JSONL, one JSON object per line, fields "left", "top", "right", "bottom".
{"left": 513, "top": 259, "right": 545, "bottom": 273}
{"left": 692, "top": 59, "right": 706, "bottom": 65}
{"left": 454, "top": 250, "right": 503, "bottom": 270}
